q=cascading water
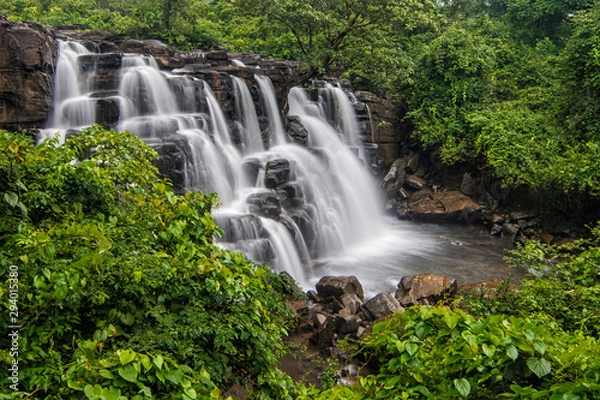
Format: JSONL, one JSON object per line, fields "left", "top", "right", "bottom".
{"left": 39, "top": 41, "right": 518, "bottom": 297}
{"left": 255, "top": 75, "right": 287, "bottom": 147}
{"left": 39, "top": 41, "right": 95, "bottom": 141}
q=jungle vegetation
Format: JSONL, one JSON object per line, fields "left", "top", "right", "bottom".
{"left": 2, "top": 0, "right": 600, "bottom": 398}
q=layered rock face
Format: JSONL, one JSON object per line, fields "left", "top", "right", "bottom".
{"left": 0, "top": 15, "right": 56, "bottom": 131}
{"left": 0, "top": 19, "right": 401, "bottom": 166}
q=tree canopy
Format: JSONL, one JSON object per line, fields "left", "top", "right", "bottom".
{"left": 0, "top": 127, "right": 298, "bottom": 399}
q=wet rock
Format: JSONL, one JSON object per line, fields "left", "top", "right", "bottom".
{"left": 242, "top": 157, "right": 262, "bottom": 185}
{"left": 213, "top": 213, "right": 269, "bottom": 242}
{"left": 361, "top": 292, "right": 403, "bottom": 321}
{"left": 539, "top": 232, "right": 554, "bottom": 245}
{"left": 510, "top": 211, "right": 538, "bottom": 222}
{"left": 460, "top": 173, "right": 481, "bottom": 198}
{"left": 148, "top": 135, "right": 191, "bottom": 193}
{"left": 354, "top": 90, "right": 401, "bottom": 164}
{"left": 78, "top": 53, "right": 122, "bottom": 91}
{"left": 288, "top": 207, "right": 317, "bottom": 250}
{"left": 95, "top": 97, "right": 121, "bottom": 127}
{"left": 284, "top": 115, "right": 309, "bottom": 146}
{"left": 313, "top": 312, "right": 329, "bottom": 329}
{"left": 381, "top": 158, "right": 408, "bottom": 200}
{"left": 397, "top": 186, "right": 414, "bottom": 200}
{"left": 0, "top": 16, "right": 56, "bottom": 131}
{"left": 120, "top": 39, "right": 184, "bottom": 69}
{"left": 406, "top": 154, "right": 420, "bottom": 174}
{"left": 502, "top": 222, "right": 520, "bottom": 239}
{"left": 395, "top": 274, "right": 457, "bottom": 306}
{"left": 247, "top": 191, "right": 282, "bottom": 219}
{"left": 398, "top": 191, "right": 480, "bottom": 222}
{"left": 310, "top": 315, "right": 339, "bottom": 348}
{"left": 279, "top": 182, "right": 305, "bottom": 208}
{"left": 265, "top": 158, "right": 292, "bottom": 188}
{"left": 340, "top": 293, "right": 363, "bottom": 315}
{"left": 307, "top": 290, "right": 324, "bottom": 304}
{"left": 336, "top": 314, "right": 361, "bottom": 335}
{"left": 316, "top": 276, "right": 365, "bottom": 302}
{"left": 405, "top": 174, "right": 428, "bottom": 190}
{"left": 490, "top": 224, "right": 503, "bottom": 235}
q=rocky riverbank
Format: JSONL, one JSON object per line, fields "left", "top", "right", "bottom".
{"left": 273, "top": 273, "right": 511, "bottom": 393}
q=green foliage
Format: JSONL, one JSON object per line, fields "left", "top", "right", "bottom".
{"left": 0, "top": 126, "right": 296, "bottom": 398}
{"left": 468, "top": 224, "right": 600, "bottom": 337}
{"left": 560, "top": 2, "right": 600, "bottom": 141}
{"left": 504, "top": 0, "right": 589, "bottom": 44}
{"left": 0, "top": 0, "right": 222, "bottom": 50}
{"left": 227, "top": 0, "right": 441, "bottom": 80}
{"left": 302, "top": 306, "right": 600, "bottom": 399}
{"left": 405, "top": 19, "right": 499, "bottom": 164}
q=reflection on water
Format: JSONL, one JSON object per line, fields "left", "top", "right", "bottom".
{"left": 309, "top": 216, "right": 524, "bottom": 299}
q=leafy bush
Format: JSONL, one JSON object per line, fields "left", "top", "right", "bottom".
{"left": 0, "top": 127, "right": 296, "bottom": 399}
{"left": 300, "top": 306, "right": 600, "bottom": 399}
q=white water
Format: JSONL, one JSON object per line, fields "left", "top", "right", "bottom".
{"left": 40, "top": 41, "right": 95, "bottom": 142}
{"left": 255, "top": 75, "right": 288, "bottom": 146}
{"left": 38, "top": 42, "right": 517, "bottom": 296}
{"left": 232, "top": 76, "right": 264, "bottom": 154}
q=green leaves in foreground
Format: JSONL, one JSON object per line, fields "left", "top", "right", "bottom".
{"left": 0, "top": 127, "right": 296, "bottom": 399}
{"left": 302, "top": 306, "right": 600, "bottom": 399}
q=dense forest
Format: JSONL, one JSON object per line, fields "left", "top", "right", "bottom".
{"left": 1, "top": 0, "right": 600, "bottom": 398}
{"left": 2, "top": 0, "right": 600, "bottom": 206}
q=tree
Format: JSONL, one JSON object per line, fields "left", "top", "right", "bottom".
{"left": 0, "top": 127, "right": 297, "bottom": 398}
{"left": 560, "top": 2, "right": 600, "bottom": 140}
{"left": 230, "top": 0, "right": 439, "bottom": 80}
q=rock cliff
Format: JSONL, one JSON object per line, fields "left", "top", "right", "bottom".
{"left": 0, "top": 17, "right": 403, "bottom": 166}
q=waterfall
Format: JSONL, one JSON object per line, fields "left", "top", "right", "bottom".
{"left": 39, "top": 41, "right": 95, "bottom": 142}
{"left": 255, "top": 75, "right": 288, "bottom": 147}
{"left": 38, "top": 42, "right": 386, "bottom": 289}
{"left": 231, "top": 76, "right": 264, "bottom": 154}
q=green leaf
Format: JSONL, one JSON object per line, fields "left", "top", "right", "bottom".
{"left": 68, "top": 380, "right": 86, "bottom": 390}
{"left": 83, "top": 384, "right": 95, "bottom": 399}
{"left": 120, "top": 313, "right": 135, "bottom": 326}
{"left": 106, "top": 387, "right": 121, "bottom": 400}
{"left": 533, "top": 340, "right": 546, "bottom": 355}
{"left": 482, "top": 343, "right": 495, "bottom": 357}
{"left": 526, "top": 357, "right": 551, "bottom": 378}
{"left": 118, "top": 364, "right": 139, "bottom": 383}
{"left": 66, "top": 272, "right": 80, "bottom": 288}
{"left": 415, "top": 322, "right": 432, "bottom": 339}
{"left": 444, "top": 312, "right": 459, "bottom": 329}
{"left": 99, "top": 369, "right": 114, "bottom": 379}
{"left": 184, "top": 387, "right": 197, "bottom": 399}
{"left": 55, "top": 281, "right": 69, "bottom": 300}
{"left": 119, "top": 349, "right": 136, "bottom": 365}
{"left": 506, "top": 344, "right": 519, "bottom": 361}
{"left": 454, "top": 378, "right": 471, "bottom": 398}
{"left": 165, "top": 369, "right": 184, "bottom": 385}
{"left": 153, "top": 355, "right": 164, "bottom": 370}
{"left": 140, "top": 354, "right": 153, "bottom": 371}
{"left": 405, "top": 342, "right": 419, "bottom": 356}
{"left": 4, "top": 192, "right": 18, "bottom": 207}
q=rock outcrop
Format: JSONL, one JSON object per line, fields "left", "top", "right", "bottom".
{"left": 0, "top": 15, "right": 56, "bottom": 131}
{"left": 0, "top": 20, "right": 404, "bottom": 177}
{"left": 289, "top": 273, "right": 467, "bottom": 353}
{"left": 382, "top": 154, "right": 482, "bottom": 222}
{"left": 354, "top": 90, "right": 403, "bottom": 165}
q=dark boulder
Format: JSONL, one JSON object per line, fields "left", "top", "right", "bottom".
{"left": 247, "top": 191, "right": 282, "bottom": 219}
{"left": 395, "top": 274, "right": 457, "bottom": 306}
{"left": 316, "top": 275, "right": 365, "bottom": 302}
{"left": 361, "top": 292, "right": 404, "bottom": 321}
{"left": 265, "top": 158, "right": 292, "bottom": 188}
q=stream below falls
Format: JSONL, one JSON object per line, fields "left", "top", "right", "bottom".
{"left": 309, "top": 217, "right": 523, "bottom": 299}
